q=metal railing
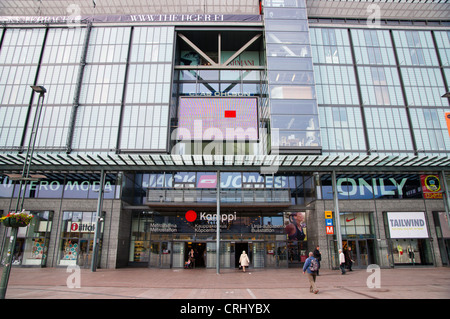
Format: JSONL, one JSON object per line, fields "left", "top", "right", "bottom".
{"left": 147, "top": 188, "right": 291, "bottom": 204}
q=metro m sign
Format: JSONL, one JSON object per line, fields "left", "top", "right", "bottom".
{"left": 326, "top": 226, "right": 334, "bottom": 235}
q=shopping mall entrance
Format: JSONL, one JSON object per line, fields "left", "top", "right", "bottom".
{"left": 185, "top": 242, "right": 206, "bottom": 268}
{"left": 342, "top": 239, "right": 375, "bottom": 268}
{"left": 129, "top": 209, "right": 310, "bottom": 269}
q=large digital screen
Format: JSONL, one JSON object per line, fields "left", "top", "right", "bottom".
{"left": 177, "top": 97, "right": 258, "bottom": 141}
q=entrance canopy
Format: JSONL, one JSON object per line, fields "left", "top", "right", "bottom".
{"left": 0, "top": 153, "right": 448, "bottom": 173}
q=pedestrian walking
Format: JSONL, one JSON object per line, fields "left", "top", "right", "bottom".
{"left": 313, "top": 245, "right": 321, "bottom": 276}
{"left": 339, "top": 249, "right": 346, "bottom": 275}
{"left": 302, "top": 252, "right": 319, "bottom": 294}
{"left": 239, "top": 250, "right": 250, "bottom": 273}
{"left": 345, "top": 246, "right": 354, "bottom": 271}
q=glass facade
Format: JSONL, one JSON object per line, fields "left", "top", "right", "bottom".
{"left": 0, "top": 18, "right": 448, "bottom": 156}
{"left": 0, "top": 28, "right": 46, "bottom": 149}
{"left": 0, "top": 26, "right": 173, "bottom": 153}
{"left": 311, "top": 26, "right": 450, "bottom": 155}
{"left": 122, "top": 26, "right": 173, "bottom": 151}
{"left": 33, "top": 28, "right": 86, "bottom": 150}
{"left": 265, "top": 0, "right": 321, "bottom": 152}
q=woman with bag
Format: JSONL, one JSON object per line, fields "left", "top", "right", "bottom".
{"left": 239, "top": 250, "right": 250, "bottom": 273}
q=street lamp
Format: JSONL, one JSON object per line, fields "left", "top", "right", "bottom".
{"left": 91, "top": 170, "right": 105, "bottom": 272}
{"left": 0, "top": 85, "right": 46, "bottom": 299}
{"left": 216, "top": 170, "right": 220, "bottom": 274}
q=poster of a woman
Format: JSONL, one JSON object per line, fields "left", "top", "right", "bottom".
{"left": 285, "top": 212, "right": 306, "bottom": 241}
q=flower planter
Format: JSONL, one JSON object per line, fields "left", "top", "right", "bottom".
{"left": 2, "top": 217, "right": 30, "bottom": 228}
{"left": 1, "top": 210, "right": 33, "bottom": 228}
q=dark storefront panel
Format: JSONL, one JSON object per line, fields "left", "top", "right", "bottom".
{"left": 129, "top": 210, "right": 309, "bottom": 269}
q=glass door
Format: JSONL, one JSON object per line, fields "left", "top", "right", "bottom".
{"left": 265, "top": 242, "right": 277, "bottom": 267}
{"left": 172, "top": 242, "right": 185, "bottom": 268}
{"left": 357, "top": 240, "right": 368, "bottom": 267}
{"left": 149, "top": 242, "right": 160, "bottom": 267}
{"left": 250, "top": 242, "right": 265, "bottom": 268}
{"left": 77, "top": 239, "right": 92, "bottom": 268}
{"left": 343, "top": 239, "right": 374, "bottom": 268}
{"left": 277, "top": 242, "right": 288, "bottom": 268}
{"left": 206, "top": 242, "right": 216, "bottom": 268}
{"left": 161, "top": 242, "right": 172, "bottom": 268}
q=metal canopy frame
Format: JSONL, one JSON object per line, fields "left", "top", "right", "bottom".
{"left": 0, "top": 153, "right": 448, "bottom": 173}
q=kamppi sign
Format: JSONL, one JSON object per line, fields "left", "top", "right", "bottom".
{"left": 185, "top": 210, "right": 237, "bottom": 223}
{"left": 185, "top": 210, "right": 237, "bottom": 233}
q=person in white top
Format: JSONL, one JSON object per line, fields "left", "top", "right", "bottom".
{"left": 339, "top": 249, "right": 346, "bottom": 275}
{"left": 239, "top": 251, "right": 250, "bottom": 273}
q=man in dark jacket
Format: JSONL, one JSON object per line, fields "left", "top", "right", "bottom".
{"left": 345, "top": 247, "right": 354, "bottom": 271}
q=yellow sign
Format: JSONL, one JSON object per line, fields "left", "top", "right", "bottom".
{"left": 325, "top": 211, "right": 333, "bottom": 219}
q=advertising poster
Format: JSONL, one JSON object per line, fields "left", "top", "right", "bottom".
{"left": 420, "top": 174, "right": 442, "bottom": 199}
{"left": 284, "top": 212, "right": 307, "bottom": 241}
{"left": 387, "top": 212, "right": 429, "bottom": 239}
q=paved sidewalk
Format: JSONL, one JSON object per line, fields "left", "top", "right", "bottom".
{"left": 3, "top": 266, "right": 450, "bottom": 299}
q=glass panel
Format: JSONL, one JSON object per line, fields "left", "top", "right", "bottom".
{"left": 265, "top": 19, "right": 308, "bottom": 32}
{"left": 264, "top": 8, "right": 307, "bottom": 20}
{"left": 206, "top": 242, "right": 216, "bottom": 268}
{"left": 275, "top": 130, "right": 321, "bottom": 147}
{"left": 149, "top": 242, "right": 160, "bottom": 267}
{"left": 268, "top": 71, "right": 314, "bottom": 84}
{"left": 268, "top": 57, "right": 312, "bottom": 70}
{"left": 161, "top": 242, "right": 172, "bottom": 268}
{"left": 251, "top": 242, "right": 265, "bottom": 268}
{"left": 272, "top": 115, "right": 319, "bottom": 130}
{"left": 270, "top": 86, "right": 315, "bottom": 99}
{"left": 271, "top": 100, "right": 318, "bottom": 114}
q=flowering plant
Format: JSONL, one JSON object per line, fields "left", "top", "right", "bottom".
{"left": 1, "top": 210, "right": 34, "bottom": 227}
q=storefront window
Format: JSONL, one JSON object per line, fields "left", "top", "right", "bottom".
{"left": 2, "top": 211, "right": 53, "bottom": 266}
{"left": 340, "top": 212, "right": 374, "bottom": 238}
{"left": 385, "top": 212, "right": 433, "bottom": 266}
{"left": 339, "top": 212, "right": 376, "bottom": 267}
{"left": 129, "top": 211, "right": 152, "bottom": 263}
{"left": 58, "top": 211, "right": 104, "bottom": 267}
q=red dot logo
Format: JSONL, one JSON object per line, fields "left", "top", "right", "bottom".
{"left": 185, "top": 210, "right": 197, "bottom": 222}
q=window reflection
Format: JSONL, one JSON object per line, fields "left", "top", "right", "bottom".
{"left": 270, "top": 85, "right": 314, "bottom": 99}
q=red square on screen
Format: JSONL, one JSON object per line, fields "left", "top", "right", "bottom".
{"left": 224, "top": 110, "right": 236, "bottom": 118}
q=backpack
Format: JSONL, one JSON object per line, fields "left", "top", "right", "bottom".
{"left": 309, "top": 258, "right": 319, "bottom": 272}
